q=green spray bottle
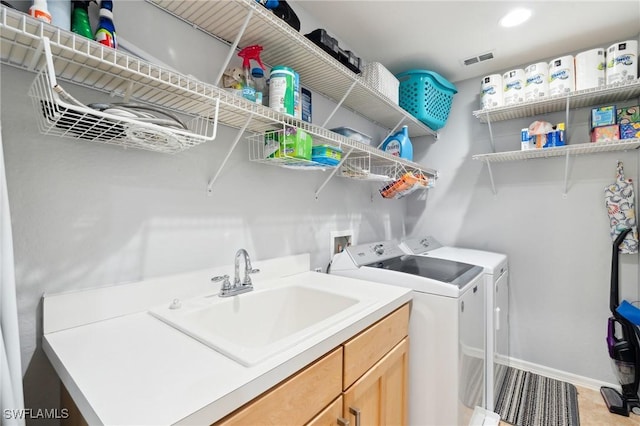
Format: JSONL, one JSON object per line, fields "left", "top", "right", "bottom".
{"left": 237, "top": 45, "right": 265, "bottom": 103}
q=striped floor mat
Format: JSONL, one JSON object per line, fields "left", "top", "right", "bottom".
{"left": 494, "top": 366, "right": 580, "bottom": 426}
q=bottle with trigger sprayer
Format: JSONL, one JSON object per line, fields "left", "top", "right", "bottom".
{"left": 237, "top": 45, "right": 265, "bottom": 103}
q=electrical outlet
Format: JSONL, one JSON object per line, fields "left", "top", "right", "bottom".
{"left": 330, "top": 229, "right": 355, "bottom": 258}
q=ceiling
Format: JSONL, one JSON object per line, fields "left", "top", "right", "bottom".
{"left": 291, "top": 1, "right": 640, "bottom": 84}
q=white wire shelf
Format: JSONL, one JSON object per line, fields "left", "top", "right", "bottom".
{"left": 149, "top": 0, "right": 437, "bottom": 138}
{"left": 28, "top": 38, "right": 219, "bottom": 153}
{"left": 248, "top": 125, "right": 438, "bottom": 180}
{"left": 472, "top": 139, "right": 640, "bottom": 163}
{"left": 473, "top": 80, "right": 640, "bottom": 123}
{"left": 0, "top": 5, "right": 438, "bottom": 185}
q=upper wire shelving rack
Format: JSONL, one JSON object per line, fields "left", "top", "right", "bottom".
{"left": 0, "top": 4, "right": 438, "bottom": 196}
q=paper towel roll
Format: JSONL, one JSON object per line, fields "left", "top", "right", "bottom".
{"left": 576, "top": 48, "right": 605, "bottom": 90}
{"left": 480, "top": 74, "right": 503, "bottom": 109}
{"left": 606, "top": 40, "right": 638, "bottom": 85}
{"left": 503, "top": 69, "right": 525, "bottom": 106}
{"left": 524, "top": 62, "right": 549, "bottom": 101}
{"left": 549, "top": 55, "right": 575, "bottom": 96}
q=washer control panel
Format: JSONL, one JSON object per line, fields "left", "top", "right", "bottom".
{"left": 345, "top": 240, "right": 405, "bottom": 266}
{"left": 402, "top": 235, "right": 442, "bottom": 254}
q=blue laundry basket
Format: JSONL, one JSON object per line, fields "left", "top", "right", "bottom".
{"left": 396, "top": 69, "right": 457, "bottom": 131}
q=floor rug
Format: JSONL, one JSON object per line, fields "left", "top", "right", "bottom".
{"left": 494, "top": 366, "right": 580, "bottom": 426}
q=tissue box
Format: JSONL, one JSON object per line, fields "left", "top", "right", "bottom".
{"left": 618, "top": 105, "right": 640, "bottom": 125}
{"left": 591, "top": 124, "right": 620, "bottom": 142}
{"left": 591, "top": 105, "right": 617, "bottom": 129}
{"left": 620, "top": 123, "right": 640, "bottom": 139}
{"left": 264, "top": 127, "right": 312, "bottom": 160}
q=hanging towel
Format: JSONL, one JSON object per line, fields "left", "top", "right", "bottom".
{"left": 605, "top": 161, "right": 639, "bottom": 254}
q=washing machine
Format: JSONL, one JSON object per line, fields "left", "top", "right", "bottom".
{"left": 329, "top": 240, "right": 486, "bottom": 426}
{"left": 400, "top": 236, "right": 509, "bottom": 414}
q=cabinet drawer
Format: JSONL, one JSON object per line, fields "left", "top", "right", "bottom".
{"left": 342, "top": 303, "right": 409, "bottom": 389}
{"left": 305, "top": 396, "right": 343, "bottom": 426}
{"left": 216, "top": 347, "right": 343, "bottom": 425}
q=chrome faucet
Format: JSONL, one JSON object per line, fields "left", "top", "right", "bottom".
{"left": 212, "top": 249, "right": 260, "bottom": 297}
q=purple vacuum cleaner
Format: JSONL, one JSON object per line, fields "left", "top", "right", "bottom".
{"left": 601, "top": 228, "right": 640, "bottom": 416}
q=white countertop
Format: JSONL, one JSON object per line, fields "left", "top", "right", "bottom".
{"left": 43, "top": 254, "right": 412, "bottom": 425}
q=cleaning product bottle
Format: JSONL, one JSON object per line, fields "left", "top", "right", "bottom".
{"left": 71, "top": 1, "right": 93, "bottom": 39}
{"left": 381, "top": 126, "right": 413, "bottom": 161}
{"left": 29, "top": 0, "right": 52, "bottom": 23}
{"left": 252, "top": 67, "right": 267, "bottom": 105}
{"left": 237, "top": 45, "right": 265, "bottom": 103}
{"left": 94, "top": 0, "right": 117, "bottom": 49}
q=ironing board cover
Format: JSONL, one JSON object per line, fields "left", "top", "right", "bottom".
{"left": 605, "top": 161, "right": 639, "bottom": 254}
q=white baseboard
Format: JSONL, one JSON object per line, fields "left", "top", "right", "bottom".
{"left": 503, "top": 356, "right": 621, "bottom": 392}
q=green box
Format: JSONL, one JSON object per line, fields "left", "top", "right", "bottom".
{"left": 264, "top": 127, "right": 312, "bottom": 160}
{"left": 618, "top": 105, "right": 640, "bottom": 125}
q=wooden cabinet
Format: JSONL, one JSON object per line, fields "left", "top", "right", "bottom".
{"left": 219, "top": 303, "right": 410, "bottom": 426}
{"left": 342, "top": 338, "right": 409, "bottom": 426}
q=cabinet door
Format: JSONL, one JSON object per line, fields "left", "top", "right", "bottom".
{"left": 306, "top": 396, "right": 343, "bottom": 426}
{"left": 343, "top": 338, "right": 409, "bottom": 426}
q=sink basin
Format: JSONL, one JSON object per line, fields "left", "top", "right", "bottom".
{"left": 149, "top": 284, "right": 372, "bottom": 366}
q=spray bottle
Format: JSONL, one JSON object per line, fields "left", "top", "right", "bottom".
{"left": 94, "top": 0, "right": 117, "bottom": 49}
{"left": 29, "top": 0, "right": 52, "bottom": 23}
{"left": 237, "top": 45, "right": 265, "bottom": 103}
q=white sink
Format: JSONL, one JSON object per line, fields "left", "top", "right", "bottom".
{"left": 149, "top": 283, "right": 372, "bottom": 366}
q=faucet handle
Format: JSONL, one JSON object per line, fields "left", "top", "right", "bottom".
{"left": 248, "top": 268, "right": 260, "bottom": 274}
{"left": 212, "top": 274, "right": 231, "bottom": 290}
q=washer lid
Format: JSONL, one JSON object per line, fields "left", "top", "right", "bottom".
{"left": 365, "top": 255, "right": 483, "bottom": 288}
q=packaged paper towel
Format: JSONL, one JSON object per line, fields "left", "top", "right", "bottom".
{"left": 503, "top": 69, "right": 525, "bottom": 105}
{"left": 480, "top": 74, "right": 503, "bottom": 109}
{"left": 549, "top": 55, "right": 575, "bottom": 96}
{"left": 575, "top": 48, "right": 605, "bottom": 90}
{"left": 606, "top": 40, "right": 638, "bottom": 85}
{"left": 524, "top": 62, "right": 549, "bottom": 101}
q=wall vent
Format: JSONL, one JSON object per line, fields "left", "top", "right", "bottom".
{"left": 462, "top": 51, "right": 495, "bottom": 66}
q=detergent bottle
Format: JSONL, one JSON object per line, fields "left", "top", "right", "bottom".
{"left": 71, "top": 1, "right": 93, "bottom": 39}
{"left": 94, "top": 0, "right": 117, "bottom": 49}
{"left": 381, "top": 126, "right": 413, "bottom": 161}
{"left": 29, "top": 0, "right": 52, "bottom": 23}
{"left": 237, "top": 45, "right": 265, "bottom": 103}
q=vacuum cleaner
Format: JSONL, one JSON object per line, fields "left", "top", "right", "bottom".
{"left": 600, "top": 228, "right": 640, "bottom": 416}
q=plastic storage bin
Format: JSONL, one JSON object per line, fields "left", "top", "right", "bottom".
{"left": 362, "top": 62, "right": 399, "bottom": 105}
{"left": 396, "top": 69, "right": 457, "bottom": 131}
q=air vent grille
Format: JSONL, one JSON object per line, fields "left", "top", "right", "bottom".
{"left": 462, "top": 51, "right": 495, "bottom": 66}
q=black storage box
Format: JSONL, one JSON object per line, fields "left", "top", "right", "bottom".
{"left": 305, "top": 29, "right": 340, "bottom": 59}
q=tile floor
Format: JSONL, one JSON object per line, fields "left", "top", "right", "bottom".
{"left": 498, "top": 385, "right": 640, "bottom": 425}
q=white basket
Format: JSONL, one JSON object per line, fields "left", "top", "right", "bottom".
{"left": 361, "top": 62, "right": 400, "bottom": 105}
{"left": 27, "top": 38, "right": 219, "bottom": 154}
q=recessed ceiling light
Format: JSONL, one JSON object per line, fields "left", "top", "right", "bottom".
{"left": 499, "top": 8, "right": 532, "bottom": 27}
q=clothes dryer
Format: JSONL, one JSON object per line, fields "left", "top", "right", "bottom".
{"left": 330, "top": 240, "right": 486, "bottom": 426}
{"left": 400, "top": 236, "right": 509, "bottom": 413}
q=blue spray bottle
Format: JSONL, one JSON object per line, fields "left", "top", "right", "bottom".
{"left": 381, "top": 126, "right": 413, "bottom": 161}
{"left": 94, "top": 0, "right": 117, "bottom": 49}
